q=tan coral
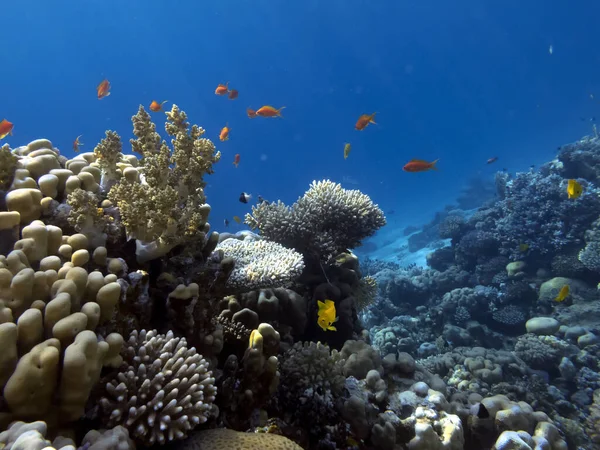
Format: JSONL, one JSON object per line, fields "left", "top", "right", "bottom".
{"left": 183, "top": 428, "right": 302, "bottom": 450}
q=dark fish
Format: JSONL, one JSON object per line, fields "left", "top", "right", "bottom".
{"left": 224, "top": 219, "right": 229, "bottom": 227}
{"left": 486, "top": 157, "right": 498, "bottom": 164}
{"left": 239, "top": 192, "right": 251, "bottom": 204}
{"left": 387, "top": 210, "right": 395, "bottom": 215}
{"left": 477, "top": 403, "right": 489, "bottom": 419}
{"left": 258, "top": 195, "right": 269, "bottom": 204}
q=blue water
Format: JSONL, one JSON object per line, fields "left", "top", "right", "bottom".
{"left": 3, "top": 0, "right": 600, "bottom": 236}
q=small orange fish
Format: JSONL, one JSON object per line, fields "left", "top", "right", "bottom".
{"left": 228, "top": 89, "right": 238, "bottom": 100}
{"left": 233, "top": 153, "right": 240, "bottom": 168}
{"left": 403, "top": 159, "right": 439, "bottom": 172}
{"left": 247, "top": 107, "right": 257, "bottom": 118}
{"left": 149, "top": 100, "right": 168, "bottom": 112}
{"left": 256, "top": 105, "right": 285, "bottom": 118}
{"left": 220, "top": 125, "right": 230, "bottom": 141}
{"left": 97, "top": 79, "right": 111, "bottom": 99}
{"left": 0, "top": 119, "right": 14, "bottom": 139}
{"left": 215, "top": 82, "right": 229, "bottom": 95}
{"left": 73, "top": 135, "right": 84, "bottom": 152}
{"left": 355, "top": 112, "right": 376, "bottom": 130}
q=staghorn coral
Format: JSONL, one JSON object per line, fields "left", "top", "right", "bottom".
{"left": 245, "top": 179, "right": 385, "bottom": 262}
{"left": 216, "top": 238, "right": 304, "bottom": 290}
{"left": 108, "top": 105, "right": 220, "bottom": 263}
{"left": 99, "top": 329, "right": 216, "bottom": 446}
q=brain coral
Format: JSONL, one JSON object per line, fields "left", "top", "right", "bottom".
{"left": 181, "top": 428, "right": 302, "bottom": 450}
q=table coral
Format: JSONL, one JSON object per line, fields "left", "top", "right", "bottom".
{"left": 216, "top": 238, "right": 304, "bottom": 290}
{"left": 245, "top": 179, "right": 385, "bottom": 262}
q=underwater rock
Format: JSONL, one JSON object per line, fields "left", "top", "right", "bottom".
{"left": 525, "top": 317, "right": 560, "bottom": 335}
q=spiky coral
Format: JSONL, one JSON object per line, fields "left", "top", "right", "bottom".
{"left": 108, "top": 105, "right": 220, "bottom": 262}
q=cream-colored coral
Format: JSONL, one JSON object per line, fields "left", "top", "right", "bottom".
{"left": 108, "top": 105, "right": 219, "bottom": 262}
{"left": 99, "top": 329, "right": 217, "bottom": 446}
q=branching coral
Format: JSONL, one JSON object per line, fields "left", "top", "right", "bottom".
{"left": 0, "top": 144, "right": 18, "bottom": 191}
{"left": 216, "top": 238, "right": 304, "bottom": 290}
{"left": 93, "top": 130, "right": 122, "bottom": 190}
{"left": 245, "top": 179, "right": 386, "bottom": 262}
{"left": 99, "top": 329, "right": 217, "bottom": 446}
{"left": 107, "top": 105, "right": 220, "bottom": 262}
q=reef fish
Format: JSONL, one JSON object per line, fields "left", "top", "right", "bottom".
{"left": 233, "top": 153, "right": 240, "bottom": 168}
{"left": 256, "top": 105, "right": 285, "bottom": 117}
{"left": 343, "top": 143, "right": 351, "bottom": 159}
{"left": 487, "top": 157, "right": 498, "bottom": 164}
{"left": 220, "top": 125, "right": 230, "bottom": 141}
{"left": 149, "top": 100, "right": 168, "bottom": 112}
{"left": 567, "top": 179, "right": 583, "bottom": 199}
{"left": 355, "top": 113, "right": 376, "bottom": 130}
{"left": 239, "top": 192, "right": 251, "bottom": 203}
{"left": 247, "top": 107, "right": 258, "bottom": 118}
{"left": 73, "top": 135, "right": 83, "bottom": 152}
{"left": 228, "top": 89, "right": 238, "bottom": 100}
{"left": 403, "top": 159, "right": 439, "bottom": 172}
{"left": 317, "top": 299, "right": 338, "bottom": 332}
{"left": 0, "top": 119, "right": 14, "bottom": 139}
{"left": 555, "top": 285, "right": 569, "bottom": 302}
{"left": 215, "top": 82, "right": 229, "bottom": 95}
{"left": 97, "top": 79, "right": 111, "bottom": 99}
{"left": 224, "top": 219, "right": 229, "bottom": 227}
{"left": 233, "top": 215, "right": 242, "bottom": 224}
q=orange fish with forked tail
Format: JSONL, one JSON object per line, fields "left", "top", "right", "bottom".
{"left": 355, "top": 112, "right": 376, "bottom": 130}
{"left": 149, "top": 100, "right": 168, "bottom": 112}
{"left": 220, "top": 125, "right": 230, "bottom": 141}
{"left": 403, "top": 159, "right": 439, "bottom": 172}
{"left": 215, "top": 82, "right": 229, "bottom": 95}
{"left": 97, "top": 79, "right": 111, "bottom": 99}
{"left": 256, "top": 105, "right": 285, "bottom": 118}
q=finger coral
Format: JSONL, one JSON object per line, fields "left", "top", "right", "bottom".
{"left": 108, "top": 105, "right": 220, "bottom": 263}
{"left": 245, "top": 179, "right": 386, "bottom": 262}
{"left": 216, "top": 238, "right": 304, "bottom": 290}
{"left": 99, "top": 329, "right": 217, "bottom": 446}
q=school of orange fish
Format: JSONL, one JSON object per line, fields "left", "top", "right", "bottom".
{"left": 0, "top": 78, "right": 440, "bottom": 174}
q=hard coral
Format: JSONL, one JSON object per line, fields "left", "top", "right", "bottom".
{"left": 182, "top": 428, "right": 302, "bottom": 450}
{"left": 245, "top": 179, "right": 385, "bottom": 262}
{"left": 216, "top": 238, "right": 304, "bottom": 290}
{"left": 0, "top": 144, "right": 18, "bottom": 191}
{"left": 107, "top": 105, "right": 220, "bottom": 263}
{"left": 99, "top": 329, "right": 217, "bottom": 446}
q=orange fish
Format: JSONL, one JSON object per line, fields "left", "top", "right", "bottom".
{"left": 149, "top": 100, "right": 168, "bottom": 112}
{"left": 355, "top": 113, "right": 376, "bottom": 130}
{"left": 220, "top": 124, "right": 230, "bottom": 141}
{"left": 247, "top": 107, "right": 257, "bottom": 118}
{"left": 233, "top": 153, "right": 240, "bottom": 168}
{"left": 97, "top": 79, "right": 111, "bottom": 99}
{"left": 215, "top": 82, "right": 229, "bottom": 95}
{"left": 0, "top": 119, "right": 14, "bottom": 139}
{"left": 403, "top": 159, "right": 439, "bottom": 172}
{"left": 73, "top": 135, "right": 83, "bottom": 152}
{"left": 256, "top": 105, "right": 285, "bottom": 118}
{"left": 228, "top": 89, "right": 238, "bottom": 100}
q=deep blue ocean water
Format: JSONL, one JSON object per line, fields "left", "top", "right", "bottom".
{"left": 3, "top": 0, "right": 600, "bottom": 242}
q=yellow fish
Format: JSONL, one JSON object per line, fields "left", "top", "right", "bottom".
{"left": 519, "top": 243, "right": 529, "bottom": 252}
{"left": 567, "top": 179, "right": 583, "bottom": 199}
{"left": 317, "top": 299, "right": 338, "bottom": 332}
{"left": 555, "top": 285, "right": 569, "bottom": 302}
{"left": 344, "top": 143, "right": 351, "bottom": 159}
{"left": 233, "top": 215, "right": 242, "bottom": 224}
